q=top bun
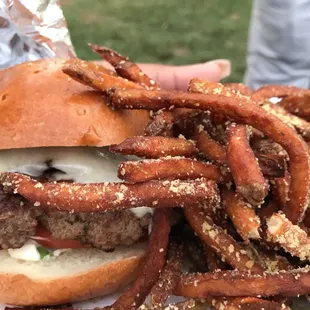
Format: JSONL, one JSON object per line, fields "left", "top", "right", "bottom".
{"left": 0, "top": 59, "right": 150, "bottom": 150}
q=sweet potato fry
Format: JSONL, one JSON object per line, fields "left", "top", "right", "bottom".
{"left": 189, "top": 79, "right": 253, "bottom": 105}
{"left": 144, "top": 111, "right": 175, "bottom": 137}
{"left": 224, "top": 83, "right": 254, "bottom": 96}
{"left": 1, "top": 173, "right": 220, "bottom": 213}
{"left": 226, "top": 124, "right": 269, "bottom": 205}
{"left": 266, "top": 212, "right": 310, "bottom": 261}
{"left": 150, "top": 240, "right": 183, "bottom": 308}
{"left": 110, "top": 136, "right": 197, "bottom": 158}
{"left": 210, "top": 297, "right": 291, "bottom": 310}
{"left": 184, "top": 206, "right": 264, "bottom": 272}
{"left": 108, "top": 208, "right": 171, "bottom": 310}
{"left": 195, "top": 126, "right": 228, "bottom": 165}
{"left": 221, "top": 189, "right": 261, "bottom": 243}
{"left": 106, "top": 87, "right": 310, "bottom": 223}
{"left": 251, "top": 84, "right": 310, "bottom": 103}
{"left": 69, "top": 58, "right": 116, "bottom": 76}
{"left": 117, "top": 158, "right": 231, "bottom": 183}
{"left": 262, "top": 101, "right": 310, "bottom": 141}
{"left": 89, "top": 44, "right": 159, "bottom": 90}
{"left": 62, "top": 59, "right": 141, "bottom": 91}
{"left": 175, "top": 266, "right": 310, "bottom": 298}
{"left": 279, "top": 94, "right": 310, "bottom": 121}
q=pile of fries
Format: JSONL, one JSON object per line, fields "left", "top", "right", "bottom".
{"left": 4, "top": 45, "right": 310, "bottom": 310}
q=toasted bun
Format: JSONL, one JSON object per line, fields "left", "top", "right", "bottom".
{"left": 0, "top": 59, "right": 150, "bottom": 150}
{"left": 0, "top": 243, "right": 146, "bottom": 306}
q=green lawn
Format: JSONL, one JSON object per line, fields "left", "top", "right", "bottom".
{"left": 62, "top": 0, "right": 252, "bottom": 82}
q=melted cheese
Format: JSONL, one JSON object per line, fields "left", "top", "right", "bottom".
{"left": 0, "top": 147, "right": 153, "bottom": 218}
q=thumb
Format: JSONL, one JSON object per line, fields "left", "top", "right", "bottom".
{"left": 138, "top": 60, "right": 231, "bottom": 90}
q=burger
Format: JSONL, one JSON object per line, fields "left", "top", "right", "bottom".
{"left": 0, "top": 58, "right": 152, "bottom": 306}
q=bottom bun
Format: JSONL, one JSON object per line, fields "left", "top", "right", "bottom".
{"left": 0, "top": 243, "right": 147, "bottom": 306}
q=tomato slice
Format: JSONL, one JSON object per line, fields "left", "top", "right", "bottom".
{"left": 31, "top": 225, "right": 90, "bottom": 249}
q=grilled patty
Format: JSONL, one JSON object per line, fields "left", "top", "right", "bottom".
{"left": 0, "top": 187, "right": 151, "bottom": 251}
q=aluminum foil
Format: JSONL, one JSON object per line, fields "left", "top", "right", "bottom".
{"left": 0, "top": 0, "right": 75, "bottom": 70}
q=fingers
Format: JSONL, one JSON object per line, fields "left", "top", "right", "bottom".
{"left": 139, "top": 60, "right": 231, "bottom": 90}
{"left": 94, "top": 59, "right": 231, "bottom": 91}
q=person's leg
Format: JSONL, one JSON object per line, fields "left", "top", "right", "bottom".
{"left": 244, "top": 0, "right": 310, "bottom": 90}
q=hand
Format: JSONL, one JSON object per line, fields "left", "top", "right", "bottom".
{"left": 96, "top": 59, "right": 231, "bottom": 91}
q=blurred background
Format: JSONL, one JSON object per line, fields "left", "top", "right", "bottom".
{"left": 61, "top": 0, "right": 252, "bottom": 82}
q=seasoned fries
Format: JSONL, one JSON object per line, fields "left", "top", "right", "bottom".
{"left": 106, "top": 87, "right": 310, "bottom": 224}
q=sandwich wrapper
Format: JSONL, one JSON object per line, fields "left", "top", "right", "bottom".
{"left": 0, "top": 1, "right": 309, "bottom": 309}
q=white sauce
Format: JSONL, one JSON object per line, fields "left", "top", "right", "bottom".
{"left": 8, "top": 240, "right": 41, "bottom": 261}
{"left": 0, "top": 147, "right": 153, "bottom": 218}
{"left": 269, "top": 97, "right": 282, "bottom": 104}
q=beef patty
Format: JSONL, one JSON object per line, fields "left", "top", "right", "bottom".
{"left": 0, "top": 187, "right": 151, "bottom": 251}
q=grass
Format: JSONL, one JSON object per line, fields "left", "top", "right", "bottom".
{"left": 62, "top": 0, "right": 252, "bottom": 82}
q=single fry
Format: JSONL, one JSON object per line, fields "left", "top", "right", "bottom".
{"left": 251, "top": 84, "right": 310, "bottom": 103}
{"left": 262, "top": 101, "right": 310, "bottom": 141}
{"left": 175, "top": 266, "right": 310, "bottom": 298}
{"left": 109, "top": 208, "right": 171, "bottom": 310}
{"left": 226, "top": 124, "right": 269, "bottom": 205}
{"left": 110, "top": 136, "right": 197, "bottom": 158}
{"left": 89, "top": 44, "right": 159, "bottom": 89}
{"left": 195, "top": 126, "right": 228, "bottom": 165}
{"left": 221, "top": 189, "right": 261, "bottom": 242}
{"left": 62, "top": 59, "right": 141, "bottom": 91}
{"left": 280, "top": 94, "right": 310, "bottom": 121}
{"left": 69, "top": 58, "right": 116, "bottom": 76}
{"left": 150, "top": 240, "right": 183, "bottom": 308}
{"left": 117, "top": 158, "right": 231, "bottom": 183}
{"left": 106, "top": 86, "right": 310, "bottom": 223}
{"left": 1, "top": 173, "right": 220, "bottom": 213}
{"left": 184, "top": 206, "right": 264, "bottom": 272}
{"left": 266, "top": 212, "right": 310, "bottom": 261}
